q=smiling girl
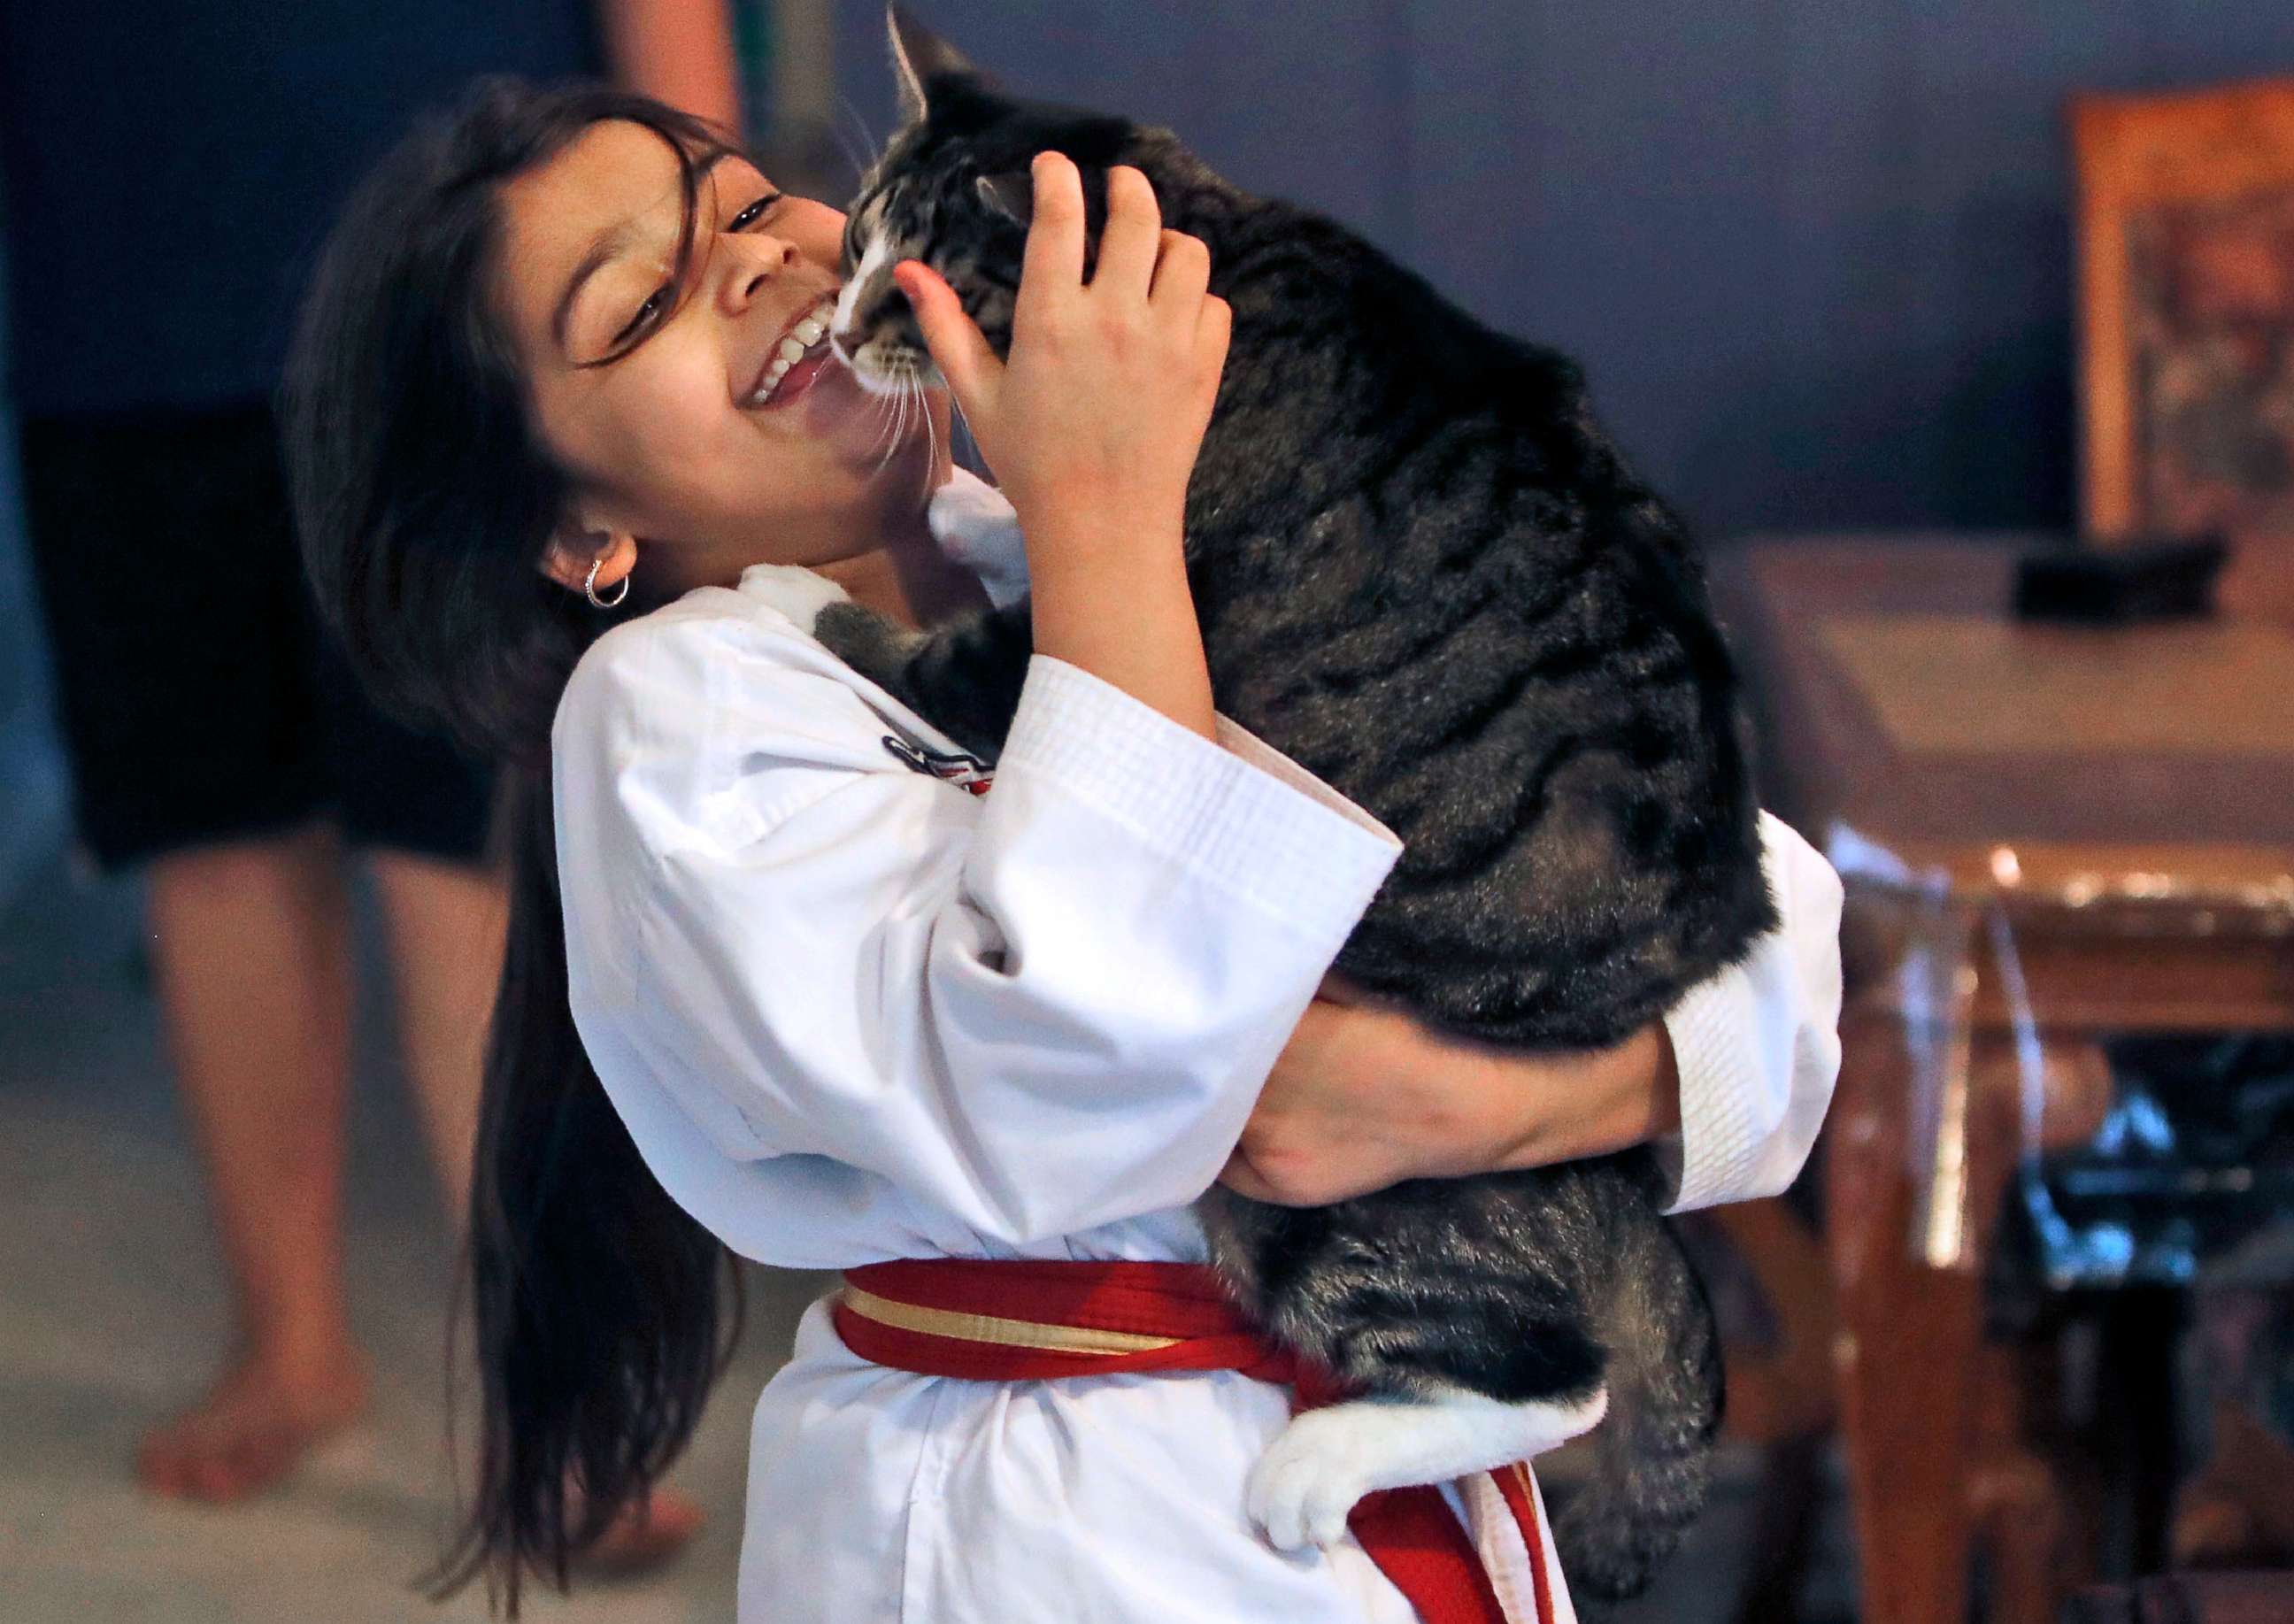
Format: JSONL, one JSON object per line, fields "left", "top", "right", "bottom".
{"left": 283, "top": 77, "right": 1841, "bottom": 1622}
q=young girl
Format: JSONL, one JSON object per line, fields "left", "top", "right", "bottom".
{"left": 284, "top": 80, "right": 1842, "bottom": 1623}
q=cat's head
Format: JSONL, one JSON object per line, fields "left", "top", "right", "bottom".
{"left": 829, "top": 6, "right": 1198, "bottom": 396}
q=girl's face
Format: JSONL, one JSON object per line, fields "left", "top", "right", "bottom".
{"left": 493, "top": 119, "right": 949, "bottom": 593}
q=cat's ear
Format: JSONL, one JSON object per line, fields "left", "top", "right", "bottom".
{"left": 888, "top": 4, "right": 977, "bottom": 127}
{"left": 976, "top": 170, "right": 1034, "bottom": 227}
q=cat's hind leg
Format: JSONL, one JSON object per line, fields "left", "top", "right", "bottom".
{"left": 1247, "top": 1386, "right": 1608, "bottom": 1551}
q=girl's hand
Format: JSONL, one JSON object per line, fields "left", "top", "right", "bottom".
{"left": 892, "top": 151, "right": 1230, "bottom": 567}
{"left": 1219, "top": 975, "right": 1683, "bottom": 1206}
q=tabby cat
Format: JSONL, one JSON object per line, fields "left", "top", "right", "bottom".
{"left": 804, "top": 9, "right": 1778, "bottom": 1599}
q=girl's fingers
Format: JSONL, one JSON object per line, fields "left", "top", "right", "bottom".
{"left": 1216, "top": 1151, "right": 1284, "bottom": 1205}
{"left": 895, "top": 259, "right": 1000, "bottom": 419}
{"left": 1017, "top": 151, "right": 1086, "bottom": 319}
{"left": 1092, "top": 165, "right": 1163, "bottom": 299}
{"left": 1196, "top": 293, "right": 1233, "bottom": 381}
{"left": 1149, "top": 228, "right": 1211, "bottom": 316}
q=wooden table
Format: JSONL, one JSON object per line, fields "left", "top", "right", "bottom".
{"left": 1716, "top": 537, "right": 2294, "bottom": 1624}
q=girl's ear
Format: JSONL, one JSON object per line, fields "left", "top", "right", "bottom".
{"left": 540, "top": 528, "right": 638, "bottom": 596}
{"left": 888, "top": 4, "right": 978, "bottom": 128}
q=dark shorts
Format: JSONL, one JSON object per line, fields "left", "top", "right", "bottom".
{"left": 18, "top": 402, "right": 498, "bottom": 874}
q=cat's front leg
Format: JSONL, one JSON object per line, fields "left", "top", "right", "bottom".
{"left": 736, "top": 560, "right": 1033, "bottom": 758}
{"left": 807, "top": 597, "right": 934, "bottom": 710}
{"left": 813, "top": 596, "right": 1035, "bottom": 758}
{"left": 1247, "top": 1386, "right": 1607, "bottom": 1551}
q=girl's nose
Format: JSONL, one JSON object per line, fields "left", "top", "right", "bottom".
{"left": 719, "top": 234, "right": 800, "bottom": 315}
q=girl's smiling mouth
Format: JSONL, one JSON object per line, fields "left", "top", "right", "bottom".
{"left": 746, "top": 292, "right": 842, "bottom": 409}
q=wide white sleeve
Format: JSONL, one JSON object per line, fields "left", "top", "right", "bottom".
{"left": 1656, "top": 811, "right": 1844, "bottom": 1213}
{"left": 551, "top": 615, "right": 1402, "bottom": 1248}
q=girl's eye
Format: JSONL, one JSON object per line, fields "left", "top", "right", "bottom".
{"left": 613, "top": 285, "right": 671, "bottom": 345}
{"left": 728, "top": 192, "right": 782, "bottom": 233}
{"left": 601, "top": 192, "right": 781, "bottom": 353}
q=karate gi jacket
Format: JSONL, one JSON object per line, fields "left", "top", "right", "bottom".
{"left": 550, "top": 474, "right": 1845, "bottom": 1623}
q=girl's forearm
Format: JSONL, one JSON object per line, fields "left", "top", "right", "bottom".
{"left": 1453, "top": 1022, "right": 1682, "bottom": 1175}
{"left": 1025, "top": 507, "right": 1218, "bottom": 743}
{"left": 1227, "top": 993, "right": 1684, "bottom": 1207}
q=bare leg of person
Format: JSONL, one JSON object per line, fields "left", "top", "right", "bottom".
{"left": 136, "top": 821, "right": 371, "bottom": 1501}
{"left": 368, "top": 846, "right": 703, "bottom": 1571}
{"left": 366, "top": 848, "right": 501, "bottom": 1225}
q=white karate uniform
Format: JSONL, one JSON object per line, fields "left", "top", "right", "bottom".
{"left": 550, "top": 476, "right": 1845, "bottom": 1624}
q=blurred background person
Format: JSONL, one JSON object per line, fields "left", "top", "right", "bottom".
{"left": 0, "top": 0, "right": 738, "bottom": 1559}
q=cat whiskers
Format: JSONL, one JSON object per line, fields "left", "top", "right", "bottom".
{"left": 870, "top": 366, "right": 916, "bottom": 476}
{"left": 945, "top": 388, "right": 977, "bottom": 473}
{"left": 836, "top": 96, "right": 886, "bottom": 189}
{"left": 850, "top": 357, "right": 936, "bottom": 481}
{"left": 916, "top": 369, "right": 941, "bottom": 497}
{"left": 862, "top": 371, "right": 905, "bottom": 465}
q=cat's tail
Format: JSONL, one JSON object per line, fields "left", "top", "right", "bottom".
{"left": 1551, "top": 1212, "right": 1723, "bottom": 1601}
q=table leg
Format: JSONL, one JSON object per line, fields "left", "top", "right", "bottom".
{"left": 1973, "top": 1343, "right": 2071, "bottom": 1624}
{"left": 1827, "top": 1007, "right": 1996, "bottom": 1624}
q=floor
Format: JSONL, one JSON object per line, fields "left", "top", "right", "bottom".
{"left": 0, "top": 843, "right": 1854, "bottom": 1622}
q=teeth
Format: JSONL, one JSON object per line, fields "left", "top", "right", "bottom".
{"left": 747, "top": 296, "right": 843, "bottom": 405}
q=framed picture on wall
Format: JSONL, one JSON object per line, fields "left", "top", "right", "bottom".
{"left": 2071, "top": 79, "right": 2294, "bottom": 550}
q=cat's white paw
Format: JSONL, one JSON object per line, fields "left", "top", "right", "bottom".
{"left": 1246, "top": 1388, "right": 1611, "bottom": 1554}
{"left": 737, "top": 563, "right": 851, "bottom": 634}
{"left": 1247, "top": 1405, "right": 1386, "bottom": 1551}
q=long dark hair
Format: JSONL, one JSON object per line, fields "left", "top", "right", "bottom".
{"left": 281, "top": 78, "right": 745, "bottom": 1612}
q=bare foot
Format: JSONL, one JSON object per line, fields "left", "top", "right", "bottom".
{"left": 572, "top": 1485, "right": 706, "bottom": 1577}
{"left": 135, "top": 1346, "right": 370, "bottom": 1503}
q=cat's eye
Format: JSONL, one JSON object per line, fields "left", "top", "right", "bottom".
{"left": 728, "top": 192, "right": 782, "bottom": 232}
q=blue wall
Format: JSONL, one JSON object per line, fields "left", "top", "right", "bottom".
{"left": 836, "top": 1, "right": 2294, "bottom": 540}
{"left": 0, "top": 228, "right": 66, "bottom": 905}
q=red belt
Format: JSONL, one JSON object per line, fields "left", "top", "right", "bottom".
{"left": 835, "top": 1258, "right": 1557, "bottom": 1624}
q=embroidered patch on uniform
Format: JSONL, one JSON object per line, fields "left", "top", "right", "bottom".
{"left": 882, "top": 735, "right": 995, "bottom": 796}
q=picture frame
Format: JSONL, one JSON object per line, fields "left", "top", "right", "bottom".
{"left": 2070, "top": 79, "right": 2294, "bottom": 549}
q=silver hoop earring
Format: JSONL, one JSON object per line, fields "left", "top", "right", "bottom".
{"left": 583, "top": 556, "right": 630, "bottom": 610}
